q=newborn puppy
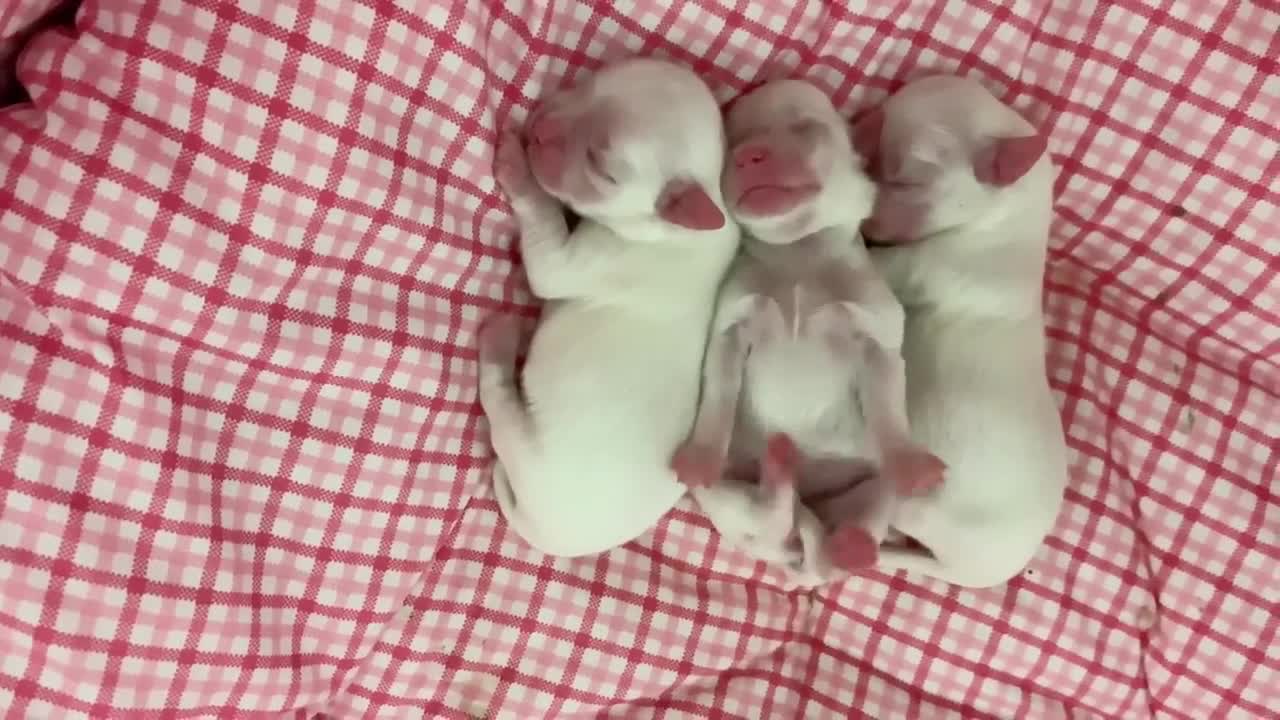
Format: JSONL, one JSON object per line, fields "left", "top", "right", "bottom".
{"left": 674, "top": 80, "right": 943, "bottom": 576}
{"left": 851, "top": 74, "right": 1070, "bottom": 587}
{"left": 480, "top": 58, "right": 739, "bottom": 557}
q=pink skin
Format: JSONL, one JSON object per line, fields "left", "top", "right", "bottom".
{"left": 973, "top": 133, "right": 1047, "bottom": 187}
{"left": 524, "top": 100, "right": 615, "bottom": 206}
{"left": 518, "top": 82, "right": 725, "bottom": 231}
{"left": 827, "top": 524, "right": 880, "bottom": 570}
{"left": 478, "top": 314, "right": 523, "bottom": 371}
{"left": 494, "top": 130, "right": 537, "bottom": 198}
{"left": 851, "top": 108, "right": 928, "bottom": 243}
{"left": 673, "top": 431, "right": 796, "bottom": 492}
{"left": 853, "top": 105, "right": 1047, "bottom": 244}
{"left": 671, "top": 441, "right": 723, "bottom": 489}
{"left": 850, "top": 107, "right": 885, "bottom": 176}
{"left": 819, "top": 464, "right": 946, "bottom": 573}
{"left": 822, "top": 451, "right": 946, "bottom": 572}
{"left": 759, "top": 433, "right": 805, "bottom": 558}
{"left": 884, "top": 449, "right": 947, "bottom": 496}
{"left": 679, "top": 84, "right": 951, "bottom": 575}
{"left": 751, "top": 433, "right": 941, "bottom": 572}
{"left": 722, "top": 123, "right": 823, "bottom": 218}
{"left": 699, "top": 418, "right": 941, "bottom": 573}
{"left": 861, "top": 194, "right": 928, "bottom": 245}
{"left": 759, "top": 433, "right": 798, "bottom": 490}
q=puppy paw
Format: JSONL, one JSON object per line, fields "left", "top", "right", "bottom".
{"left": 827, "top": 523, "right": 879, "bottom": 571}
{"left": 478, "top": 315, "right": 523, "bottom": 370}
{"left": 759, "top": 433, "right": 799, "bottom": 490}
{"left": 494, "top": 130, "right": 537, "bottom": 202}
{"left": 671, "top": 440, "right": 724, "bottom": 488}
{"left": 884, "top": 447, "right": 946, "bottom": 497}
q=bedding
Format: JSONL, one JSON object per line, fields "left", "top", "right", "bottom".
{"left": 0, "top": 1, "right": 1276, "bottom": 718}
{"left": 0, "top": 1, "right": 72, "bottom": 103}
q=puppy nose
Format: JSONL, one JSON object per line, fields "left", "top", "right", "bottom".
{"left": 529, "top": 113, "right": 565, "bottom": 147}
{"left": 860, "top": 218, "right": 889, "bottom": 244}
{"left": 733, "top": 144, "right": 770, "bottom": 169}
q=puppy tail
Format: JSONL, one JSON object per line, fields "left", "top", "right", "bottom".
{"left": 876, "top": 545, "right": 1008, "bottom": 589}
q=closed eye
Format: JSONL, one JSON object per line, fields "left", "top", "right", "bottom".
{"left": 789, "top": 119, "right": 822, "bottom": 135}
{"left": 586, "top": 146, "right": 616, "bottom": 184}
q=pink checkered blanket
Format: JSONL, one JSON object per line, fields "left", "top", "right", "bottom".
{"left": 1, "top": 1, "right": 1276, "bottom": 718}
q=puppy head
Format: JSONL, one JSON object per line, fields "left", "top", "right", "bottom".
{"left": 721, "top": 79, "right": 873, "bottom": 243}
{"left": 524, "top": 58, "right": 727, "bottom": 233}
{"left": 853, "top": 75, "right": 1048, "bottom": 244}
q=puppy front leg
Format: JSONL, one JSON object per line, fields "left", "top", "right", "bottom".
{"left": 817, "top": 303, "right": 944, "bottom": 572}
{"left": 855, "top": 341, "right": 945, "bottom": 496}
{"left": 671, "top": 321, "right": 748, "bottom": 487}
{"left": 494, "top": 131, "right": 589, "bottom": 300}
{"left": 831, "top": 297, "right": 943, "bottom": 496}
{"left": 825, "top": 344, "right": 945, "bottom": 571}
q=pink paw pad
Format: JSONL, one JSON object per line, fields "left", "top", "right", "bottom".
{"left": 760, "top": 433, "right": 798, "bottom": 489}
{"left": 827, "top": 524, "right": 879, "bottom": 571}
{"left": 495, "top": 131, "right": 535, "bottom": 196}
{"left": 671, "top": 443, "right": 722, "bottom": 488}
{"left": 888, "top": 450, "right": 947, "bottom": 496}
{"left": 478, "top": 317, "right": 522, "bottom": 365}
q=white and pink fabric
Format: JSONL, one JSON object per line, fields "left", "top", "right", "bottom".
{"left": 0, "top": 1, "right": 1276, "bottom": 718}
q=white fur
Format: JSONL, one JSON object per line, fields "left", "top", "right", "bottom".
{"left": 865, "top": 76, "right": 1070, "bottom": 587}
{"left": 480, "top": 59, "right": 739, "bottom": 556}
{"left": 679, "top": 80, "right": 924, "bottom": 583}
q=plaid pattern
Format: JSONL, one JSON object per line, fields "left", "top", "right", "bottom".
{"left": 1, "top": 0, "right": 1276, "bottom": 717}
{"left": 0, "top": 1, "right": 64, "bottom": 41}
{"left": 0, "top": 1, "right": 72, "bottom": 103}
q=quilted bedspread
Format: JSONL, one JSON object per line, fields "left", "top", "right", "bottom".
{"left": 1, "top": 1, "right": 1276, "bottom": 718}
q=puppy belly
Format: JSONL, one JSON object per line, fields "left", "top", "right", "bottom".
{"left": 738, "top": 342, "right": 864, "bottom": 456}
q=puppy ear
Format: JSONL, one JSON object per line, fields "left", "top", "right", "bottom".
{"left": 850, "top": 107, "right": 885, "bottom": 174}
{"left": 972, "top": 132, "right": 1046, "bottom": 186}
{"left": 656, "top": 180, "right": 725, "bottom": 230}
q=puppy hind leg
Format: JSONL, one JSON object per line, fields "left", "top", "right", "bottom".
{"left": 757, "top": 434, "right": 799, "bottom": 527}
{"left": 477, "top": 317, "right": 536, "bottom": 501}
{"left": 854, "top": 343, "right": 946, "bottom": 497}
{"left": 689, "top": 437, "right": 806, "bottom": 570}
{"left": 827, "top": 524, "right": 879, "bottom": 571}
{"left": 759, "top": 436, "right": 840, "bottom": 580}
{"left": 824, "top": 472, "right": 897, "bottom": 572}
{"left": 752, "top": 433, "right": 808, "bottom": 565}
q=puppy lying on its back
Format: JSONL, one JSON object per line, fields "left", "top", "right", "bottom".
{"left": 674, "top": 80, "right": 943, "bottom": 580}
{"left": 850, "top": 75, "right": 1070, "bottom": 587}
{"left": 479, "top": 58, "right": 740, "bottom": 557}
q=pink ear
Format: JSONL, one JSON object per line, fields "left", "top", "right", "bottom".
{"left": 850, "top": 107, "right": 885, "bottom": 172}
{"left": 973, "top": 133, "right": 1047, "bottom": 186}
{"left": 656, "top": 180, "right": 725, "bottom": 230}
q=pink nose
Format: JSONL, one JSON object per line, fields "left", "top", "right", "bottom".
{"left": 529, "top": 113, "right": 565, "bottom": 147}
{"left": 733, "top": 144, "right": 770, "bottom": 169}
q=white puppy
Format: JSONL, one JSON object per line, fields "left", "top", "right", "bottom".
{"left": 478, "top": 58, "right": 739, "bottom": 557}
{"left": 673, "top": 80, "right": 943, "bottom": 579}
{"left": 849, "top": 74, "right": 1070, "bottom": 587}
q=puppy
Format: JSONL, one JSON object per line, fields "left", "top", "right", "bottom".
{"left": 479, "top": 58, "right": 740, "bottom": 557}
{"left": 850, "top": 74, "right": 1070, "bottom": 587}
{"left": 673, "top": 80, "right": 943, "bottom": 577}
